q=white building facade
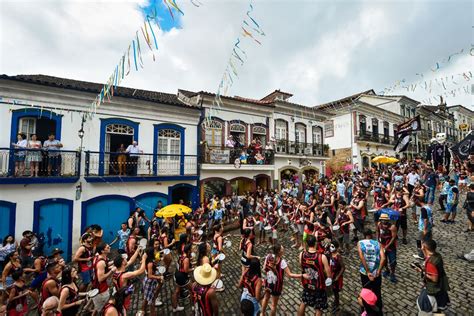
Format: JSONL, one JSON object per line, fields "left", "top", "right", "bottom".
{"left": 0, "top": 75, "right": 200, "bottom": 259}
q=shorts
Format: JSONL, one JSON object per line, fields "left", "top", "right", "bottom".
{"left": 143, "top": 278, "right": 158, "bottom": 303}
{"left": 241, "top": 290, "right": 260, "bottom": 316}
{"left": 297, "top": 224, "right": 304, "bottom": 235}
{"left": 339, "top": 232, "right": 350, "bottom": 245}
{"left": 92, "top": 291, "right": 110, "bottom": 311}
{"left": 301, "top": 288, "right": 328, "bottom": 310}
{"left": 80, "top": 270, "right": 92, "bottom": 285}
{"left": 396, "top": 215, "right": 407, "bottom": 230}
{"left": 353, "top": 218, "right": 364, "bottom": 233}
{"left": 174, "top": 271, "right": 190, "bottom": 287}
{"left": 30, "top": 271, "right": 47, "bottom": 290}
{"left": 265, "top": 283, "right": 282, "bottom": 297}
{"left": 446, "top": 203, "right": 457, "bottom": 214}
{"left": 271, "top": 229, "right": 278, "bottom": 239}
{"left": 14, "top": 155, "right": 26, "bottom": 162}
{"left": 241, "top": 255, "right": 250, "bottom": 267}
{"left": 332, "top": 277, "right": 343, "bottom": 292}
{"left": 385, "top": 249, "right": 397, "bottom": 267}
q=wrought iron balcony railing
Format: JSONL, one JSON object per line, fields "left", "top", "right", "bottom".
{"left": 85, "top": 151, "right": 197, "bottom": 177}
{"left": 274, "top": 140, "right": 328, "bottom": 157}
{"left": 201, "top": 147, "right": 274, "bottom": 165}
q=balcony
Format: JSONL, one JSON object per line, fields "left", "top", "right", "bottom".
{"left": 355, "top": 131, "right": 394, "bottom": 145}
{"left": 274, "top": 140, "right": 328, "bottom": 157}
{"left": 201, "top": 147, "right": 274, "bottom": 165}
{"left": 85, "top": 151, "right": 198, "bottom": 182}
{"left": 0, "top": 148, "right": 80, "bottom": 184}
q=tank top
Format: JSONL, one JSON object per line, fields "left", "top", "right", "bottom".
{"left": 242, "top": 272, "right": 259, "bottom": 297}
{"left": 60, "top": 285, "right": 80, "bottom": 316}
{"left": 93, "top": 257, "right": 109, "bottom": 293}
{"left": 112, "top": 271, "right": 132, "bottom": 310}
{"left": 192, "top": 283, "right": 214, "bottom": 316}
{"left": 378, "top": 223, "right": 396, "bottom": 250}
{"left": 301, "top": 251, "right": 325, "bottom": 290}
{"left": 102, "top": 303, "right": 124, "bottom": 316}
{"left": 264, "top": 255, "right": 285, "bottom": 294}
{"left": 39, "top": 277, "right": 60, "bottom": 312}
{"left": 178, "top": 253, "right": 187, "bottom": 273}
{"left": 78, "top": 246, "right": 92, "bottom": 272}
{"left": 337, "top": 211, "right": 350, "bottom": 234}
{"left": 358, "top": 240, "right": 381, "bottom": 275}
{"left": 7, "top": 284, "right": 28, "bottom": 313}
{"left": 392, "top": 196, "right": 406, "bottom": 213}
{"left": 211, "top": 235, "right": 221, "bottom": 254}
{"left": 240, "top": 238, "right": 250, "bottom": 261}
{"left": 329, "top": 254, "right": 343, "bottom": 280}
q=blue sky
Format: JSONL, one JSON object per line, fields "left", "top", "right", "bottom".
{"left": 140, "top": 0, "right": 182, "bottom": 32}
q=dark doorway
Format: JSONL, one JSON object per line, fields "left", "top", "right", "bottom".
{"left": 36, "top": 118, "right": 57, "bottom": 143}
{"left": 108, "top": 134, "right": 133, "bottom": 175}
{"left": 171, "top": 186, "right": 192, "bottom": 206}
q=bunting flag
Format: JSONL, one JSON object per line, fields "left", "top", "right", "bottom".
{"left": 207, "top": 0, "right": 265, "bottom": 122}
{"left": 87, "top": 1, "right": 189, "bottom": 117}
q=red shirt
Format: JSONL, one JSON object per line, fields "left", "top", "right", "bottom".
{"left": 20, "top": 238, "right": 32, "bottom": 257}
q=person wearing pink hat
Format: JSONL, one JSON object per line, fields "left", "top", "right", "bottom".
{"left": 357, "top": 288, "right": 382, "bottom": 316}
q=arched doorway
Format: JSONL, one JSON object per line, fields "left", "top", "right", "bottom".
{"left": 362, "top": 156, "right": 370, "bottom": 169}
{"left": 169, "top": 183, "right": 198, "bottom": 209}
{"left": 302, "top": 167, "right": 319, "bottom": 184}
{"left": 280, "top": 167, "right": 299, "bottom": 190}
{"left": 230, "top": 177, "right": 253, "bottom": 195}
{"left": 255, "top": 174, "right": 270, "bottom": 191}
{"left": 201, "top": 178, "right": 227, "bottom": 200}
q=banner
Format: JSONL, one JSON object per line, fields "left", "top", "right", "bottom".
{"left": 395, "top": 115, "right": 421, "bottom": 135}
{"left": 209, "top": 149, "right": 230, "bottom": 164}
{"left": 451, "top": 132, "right": 474, "bottom": 160}
{"left": 394, "top": 132, "right": 411, "bottom": 153}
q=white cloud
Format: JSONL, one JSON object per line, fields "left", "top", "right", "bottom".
{"left": 0, "top": 0, "right": 471, "bottom": 109}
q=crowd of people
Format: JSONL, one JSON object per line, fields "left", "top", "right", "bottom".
{"left": 1, "top": 154, "right": 473, "bottom": 315}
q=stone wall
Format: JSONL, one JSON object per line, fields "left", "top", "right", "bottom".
{"left": 326, "top": 147, "right": 351, "bottom": 174}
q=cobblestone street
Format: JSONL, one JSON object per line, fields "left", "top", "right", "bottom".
{"left": 125, "top": 204, "right": 473, "bottom": 315}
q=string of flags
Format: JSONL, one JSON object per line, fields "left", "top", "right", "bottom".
{"left": 87, "top": 1, "right": 187, "bottom": 118}
{"left": 205, "top": 1, "right": 265, "bottom": 126}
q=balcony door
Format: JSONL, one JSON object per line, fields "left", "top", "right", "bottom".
{"left": 158, "top": 129, "right": 181, "bottom": 175}
{"left": 359, "top": 115, "right": 366, "bottom": 135}
{"left": 295, "top": 123, "right": 306, "bottom": 154}
{"left": 275, "top": 120, "right": 288, "bottom": 153}
{"left": 204, "top": 120, "right": 223, "bottom": 148}
{"left": 312, "top": 126, "right": 323, "bottom": 155}
{"left": 105, "top": 124, "right": 134, "bottom": 175}
{"left": 372, "top": 118, "right": 379, "bottom": 139}
{"left": 229, "top": 123, "right": 246, "bottom": 147}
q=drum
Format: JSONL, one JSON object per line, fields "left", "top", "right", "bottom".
{"left": 212, "top": 279, "right": 224, "bottom": 292}
{"left": 224, "top": 240, "right": 232, "bottom": 248}
{"left": 264, "top": 226, "right": 272, "bottom": 231}
{"left": 121, "top": 254, "right": 128, "bottom": 259}
{"left": 217, "top": 253, "right": 226, "bottom": 261}
{"left": 157, "top": 266, "right": 166, "bottom": 275}
{"left": 255, "top": 221, "right": 261, "bottom": 226}
{"left": 332, "top": 225, "right": 340, "bottom": 232}
{"left": 87, "top": 289, "right": 99, "bottom": 298}
{"left": 162, "top": 248, "right": 170, "bottom": 255}
{"left": 197, "top": 230, "right": 203, "bottom": 235}
{"left": 138, "top": 238, "right": 147, "bottom": 250}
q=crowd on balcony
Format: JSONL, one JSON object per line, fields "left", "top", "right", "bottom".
{"left": 224, "top": 136, "right": 274, "bottom": 165}
{"left": 10, "top": 133, "right": 63, "bottom": 177}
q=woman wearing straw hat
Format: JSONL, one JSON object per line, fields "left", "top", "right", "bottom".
{"left": 191, "top": 263, "right": 219, "bottom": 315}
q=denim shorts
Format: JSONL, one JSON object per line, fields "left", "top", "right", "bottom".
{"left": 446, "top": 203, "right": 458, "bottom": 214}
{"left": 80, "top": 270, "right": 92, "bottom": 285}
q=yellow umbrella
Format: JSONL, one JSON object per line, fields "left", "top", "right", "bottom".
{"left": 372, "top": 156, "right": 398, "bottom": 164}
{"left": 156, "top": 204, "right": 192, "bottom": 218}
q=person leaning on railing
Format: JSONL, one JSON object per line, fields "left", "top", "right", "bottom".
{"left": 28, "top": 134, "right": 42, "bottom": 177}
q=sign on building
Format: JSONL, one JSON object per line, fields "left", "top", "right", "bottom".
{"left": 324, "top": 120, "right": 334, "bottom": 138}
{"left": 209, "top": 149, "right": 230, "bottom": 164}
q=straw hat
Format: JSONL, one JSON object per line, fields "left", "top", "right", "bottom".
{"left": 193, "top": 263, "right": 217, "bottom": 286}
{"left": 379, "top": 213, "right": 390, "bottom": 221}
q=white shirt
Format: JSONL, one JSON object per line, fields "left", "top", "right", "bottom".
{"left": 126, "top": 145, "right": 142, "bottom": 156}
{"left": 225, "top": 139, "right": 235, "bottom": 148}
{"left": 407, "top": 173, "right": 420, "bottom": 186}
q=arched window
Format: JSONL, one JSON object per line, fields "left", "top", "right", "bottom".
{"left": 252, "top": 125, "right": 267, "bottom": 145}
{"left": 230, "top": 123, "right": 246, "bottom": 146}
{"left": 158, "top": 129, "right": 181, "bottom": 157}
{"left": 312, "top": 125, "right": 322, "bottom": 144}
{"left": 204, "top": 120, "right": 223, "bottom": 147}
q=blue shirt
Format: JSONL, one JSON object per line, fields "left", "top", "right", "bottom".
{"left": 447, "top": 186, "right": 459, "bottom": 204}
{"left": 358, "top": 239, "right": 381, "bottom": 275}
{"left": 418, "top": 206, "right": 433, "bottom": 232}
{"left": 214, "top": 208, "right": 224, "bottom": 221}
{"left": 425, "top": 173, "right": 438, "bottom": 187}
{"left": 117, "top": 229, "right": 130, "bottom": 250}
{"left": 441, "top": 182, "right": 451, "bottom": 195}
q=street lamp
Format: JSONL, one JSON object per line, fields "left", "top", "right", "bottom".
{"left": 78, "top": 114, "right": 85, "bottom": 152}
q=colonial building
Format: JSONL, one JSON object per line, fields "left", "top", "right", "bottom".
{"left": 0, "top": 74, "right": 200, "bottom": 258}
{"left": 448, "top": 104, "right": 474, "bottom": 140}
{"left": 177, "top": 89, "right": 329, "bottom": 200}
{"left": 319, "top": 90, "right": 409, "bottom": 171}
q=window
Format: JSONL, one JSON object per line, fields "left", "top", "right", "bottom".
{"left": 383, "top": 121, "right": 389, "bottom": 137}
{"left": 230, "top": 123, "right": 246, "bottom": 145}
{"left": 158, "top": 129, "right": 181, "bottom": 157}
{"left": 359, "top": 115, "right": 367, "bottom": 134}
{"left": 204, "top": 120, "right": 223, "bottom": 147}
{"left": 312, "top": 126, "right": 322, "bottom": 144}
{"left": 275, "top": 120, "right": 287, "bottom": 140}
{"left": 19, "top": 118, "right": 36, "bottom": 139}
{"left": 372, "top": 118, "right": 378, "bottom": 135}
{"left": 295, "top": 123, "right": 306, "bottom": 143}
{"left": 252, "top": 125, "right": 267, "bottom": 145}
{"left": 400, "top": 105, "right": 406, "bottom": 117}
{"left": 106, "top": 124, "right": 134, "bottom": 135}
